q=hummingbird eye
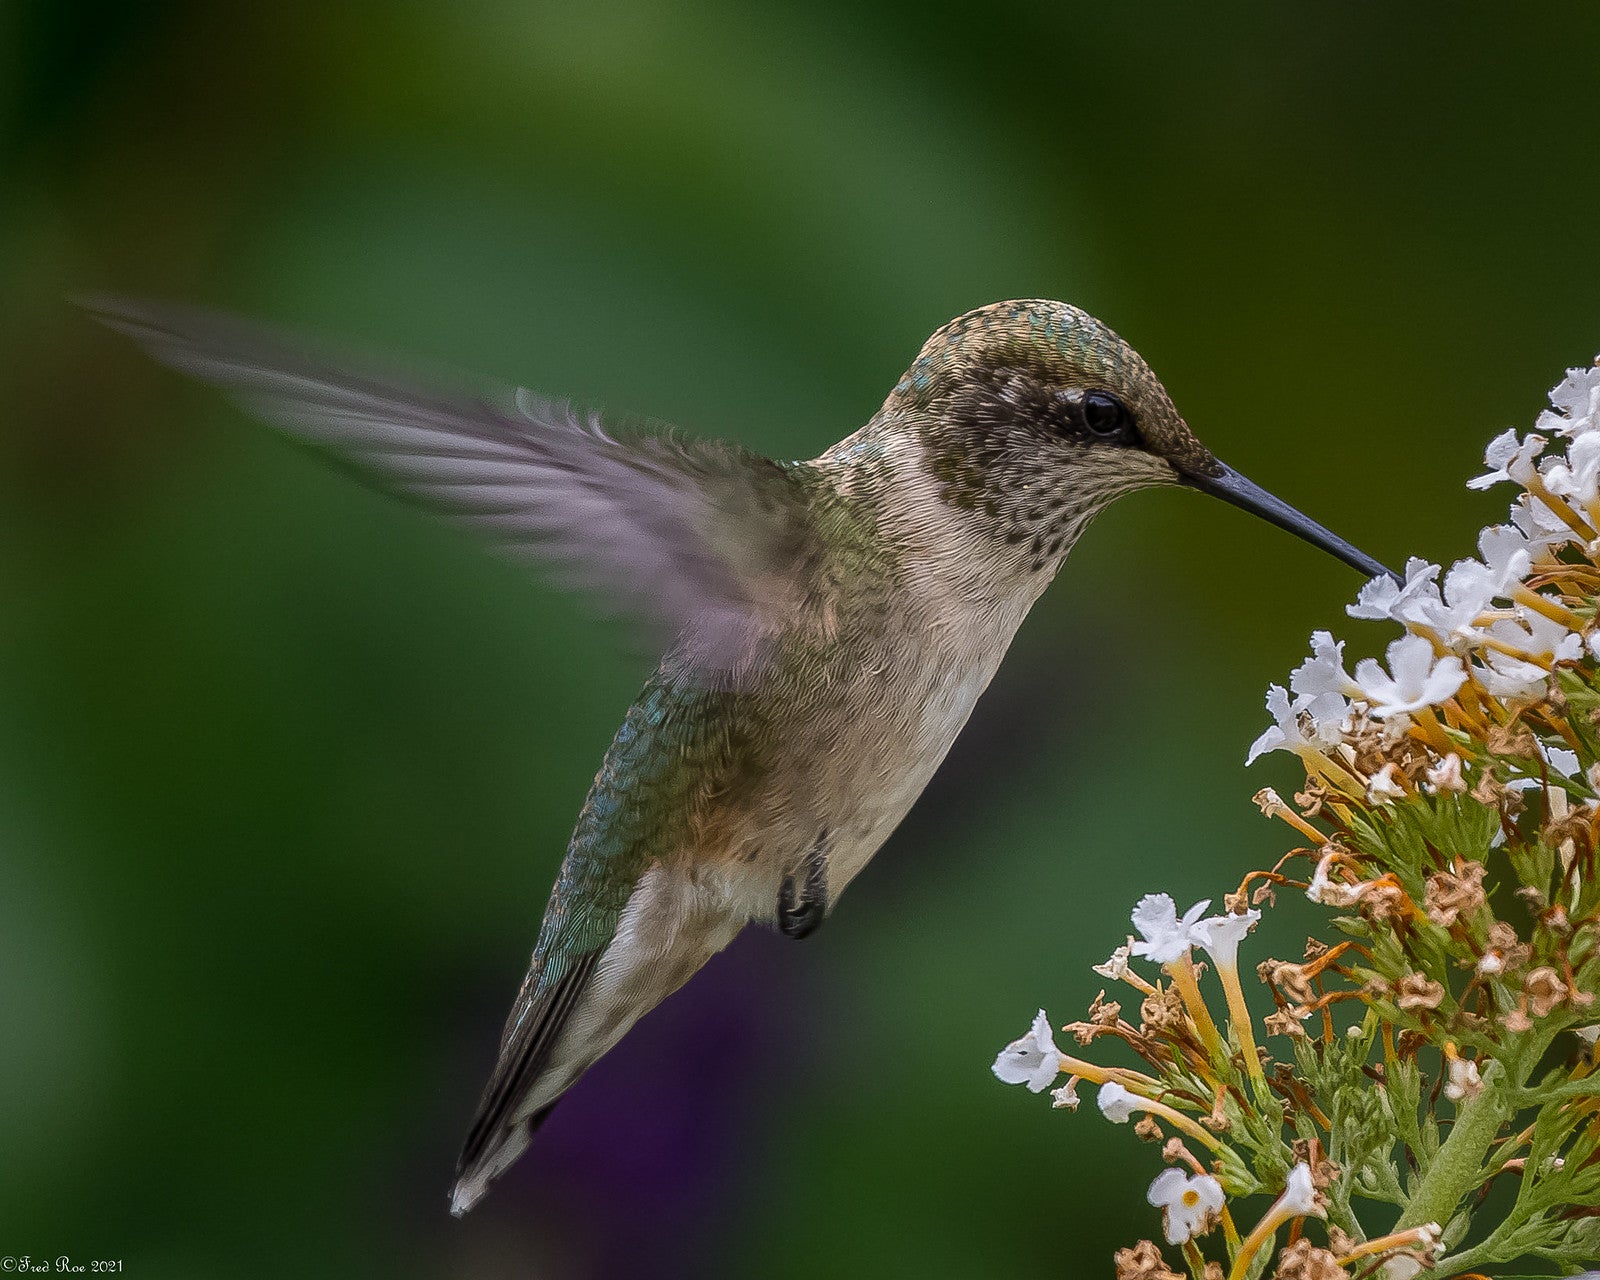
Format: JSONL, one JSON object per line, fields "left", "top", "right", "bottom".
{"left": 1082, "top": 390, "right": 1133, "bottom": 440}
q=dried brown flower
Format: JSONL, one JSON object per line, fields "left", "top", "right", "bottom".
{"left": 1361, "top": 880, "right": 1409, "bottom": 922}
{"left": 1269, "top": 961, "right": 1319, "bottom": 1006}
{"left": 1272, "top": 1239, "right": 1344, "bottom": 1280}
{"left": 1425, "top": 859, "right": 1488, "bottom": 927}
{"left": 1470, "top": 769, "right": 1508, "bottom": 808}
{"left": 1486, "top": 722, "right": 1539, "bottom": 757}
{"left": 1396, "top": 972, "right": 1446, "bottom": 1011}
{"left": 1114, "top": 1240, "right": 1182, "bottom": 1280}
{"left": 1526, "top": 966, "right": 1570, "bottom": 1017}
{"left": 1290, "top": 1140, "right": 1341, "bottom": 1189}
{"left": 1141, "top": 986, "right": 1188, "bottom": 1037}
{"left": 1478, "top": 920, "right": 1532, "bottom": 976}
{"left": 1295, "top": 781, "right": 1331, "bottom": 816}
{"left": 1089, "top": 989, "right": 1121, "bottom": 1027}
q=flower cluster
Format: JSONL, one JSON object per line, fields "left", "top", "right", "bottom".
{"left": 992, "top": 359, "right": 1600, "bottom": 1278}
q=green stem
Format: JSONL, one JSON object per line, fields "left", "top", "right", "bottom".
{"left": 1394, "top": 1059, "right": 1512, "bottom": 1234}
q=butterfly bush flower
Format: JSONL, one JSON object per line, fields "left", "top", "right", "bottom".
{"left": 1476, "top": 523, "right": 1536, "bottom": 586}
{"left": 1542, "top": 363, "right": 1600, "bottom": 439}
{"left": 1352, "top": 634, "right": 1466, "bottom": 718}
{"left": 1468, "top": 429, "right": 1545, "bottom": 490}
{"left": 1147, "top": 1169, "right": 1224, "bottom": 1245}
{"left": 1421, "top": 563, "right": 1497, "bottom": 647}
{"left": 1097, "top": 1080, "right": 1139, "bottom": 1123}
{"left": 990, "top": 352, "right": 1600, "bottom": 1278}
{"left": 1510, "top": 493, "right": 1578, "bottom": 555}
{"left": 1348, "top": 556, "right": 1441, "bottom": 624}
{"left": 1290, "top": 631, "right": 1363, "bottom": 699}
{"left": 1129, "top": 893, "right": 1209, "bottom": 965}
{"left": 1189, "top": 908, "right": 1260, "bottom": 971}
{"left": 1543, "top": 431, "right": 1600, "bottom": 504}
{"left": 1246, "top": 687, "right": 1347, "bottom": 766}
{"left": 991, "top": 1009, "right": 1061, "bottom": 1093}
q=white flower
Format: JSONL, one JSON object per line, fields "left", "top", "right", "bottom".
{"left": 1188, "top": 908, "right": 1261, "bottom": 970}
{"left": 1352, "top": 634, "right": 1467, "bottom": 719}
{"left": 1366, "top": 762, "right": 1408, "bottom": 804}
{"left": 1477, "top": 951, "right": 1505, "bottom": 976}
{"left": 1475, "top": 651, "right": 1550, "bottom": 702}
{"left": 1147, "top": 1169, "right": 1225, "bottom": 1245}
{"left": 1348, "top": 557, "right": 1442, "bottom": 624}
{"left": 1425, "top": 753, "right": 1466, "bottom": 793}
{"left": 1444, "top": 1056, "right": 1483, "bottom": 1102}
{"left": 1489, "top": 608, "right": 1583, "bottom": 665}
{"left": 1509, "top": 494, "right": 1578, "bottom": 555}
{"left": 1129, "top": 893, "right": 1210, "bottom": 965}
{"left": 1050, "top": 1078, "right": 1080, "bottom": 1110}
{"left": 1477, "top": 523, "right": 1538, "bottom": 584}
{"left": 1478, "top": 610, "right": 1581, "bottom": 702}
{"left": 1278, "top": 1161, "right": 1324, "bottom": 1218}
{"left": 1092, "top": 939, "right": 1134, "bottom": 980}
{"left": 1542, "top": 362, "right": 1600, "bottom": 438}
{"left": 1096, "top": 1080, "right": 1139, "bottom": 1123}
{"left": 1289, "top": 630, "right": 1363, "bottom": 700}
{"left": 1467, "top": 428, "right": 1545, "bottom": 490}
{"left": 1423, "top": 562, "right": 1498, "bottom": 646}
{"left": 1246, "top": 685, "right": 1348, "bottom": 765}
{"left": 1542, "top": 431, "right": 1600, "bottom": 504}
{"left": 992, "top": 1009, "right": 1061, "bottom": 1093}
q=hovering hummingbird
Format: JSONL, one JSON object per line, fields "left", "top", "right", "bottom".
{"left": 82, "top": 295, "right": 1392, "bottom": 1215}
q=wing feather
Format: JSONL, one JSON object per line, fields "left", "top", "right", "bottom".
{"left": 79, "top": 296, "right": 820, "bottom": 683}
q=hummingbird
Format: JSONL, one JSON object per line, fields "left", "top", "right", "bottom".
{"left": 81, "top": 295, "right": 1392, "bottom": 1215}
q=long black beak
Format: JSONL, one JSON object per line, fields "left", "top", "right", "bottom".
{"left": 1186, "top": 461, "right": 1399, "bottom": 583}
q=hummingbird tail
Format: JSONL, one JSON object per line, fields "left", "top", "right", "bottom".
{"left": 449, "top": 863, "right": 753, "bottom": 1214}
{"left": 450, "top": 948, "right": 603, "bottom": 1217}
{"left": 449, "top": 1101, "right": 557, "bottom": 1217}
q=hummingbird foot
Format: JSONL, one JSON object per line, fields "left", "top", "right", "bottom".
{"left": 777, "top": 834, "right": 829, "bottom": 939}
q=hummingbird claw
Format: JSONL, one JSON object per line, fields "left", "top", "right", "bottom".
{"left": 778, "top": 834, "right": 830, "bottom": 939}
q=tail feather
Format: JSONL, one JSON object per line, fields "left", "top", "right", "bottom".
{"left": 450, "top": 950, "right": 601, "bottom": 1216}
{"left": 449, "top": 1101, "right": 557, "bottom": 1217}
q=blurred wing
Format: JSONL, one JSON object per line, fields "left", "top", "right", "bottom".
{"left": 80, "top": 295, "right": 818, "bottom": 683}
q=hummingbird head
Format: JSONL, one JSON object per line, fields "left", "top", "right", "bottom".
{"left": 878, "top": 299, "right": 1393, "bottom": 583}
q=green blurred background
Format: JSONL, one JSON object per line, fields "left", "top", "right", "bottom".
{"left": 3, "top": 4, "right": 1598, "bottom": 1276}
